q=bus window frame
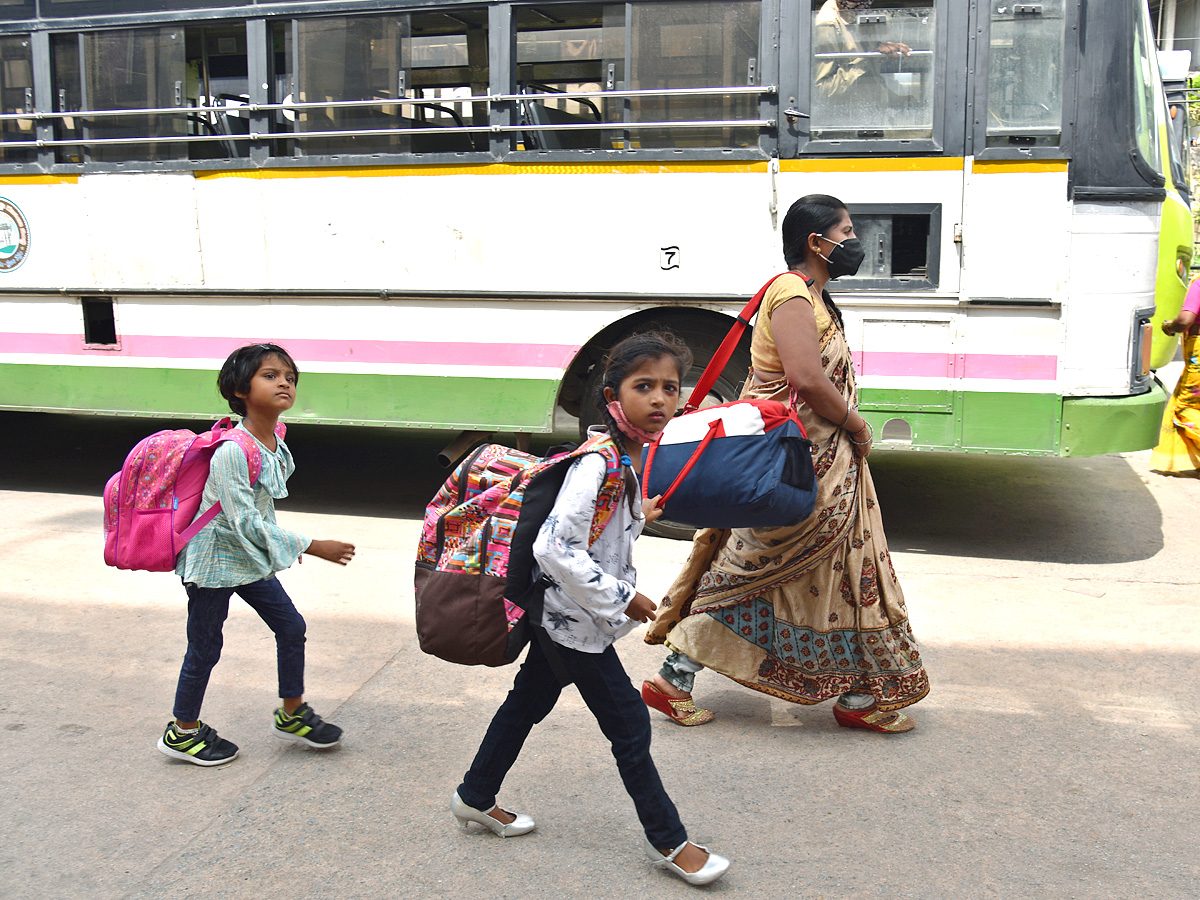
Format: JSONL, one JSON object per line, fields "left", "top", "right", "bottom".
{"left": 784, "top": 0, "right": 963, "bottom": 159}
{"left": 501, "top": 0, "right": 778, "bottom": 163}
{"left": 970, "top": 0, "right": 1077, "bottom": 161}
{"left": 1129, "top": 0, "right": 1166, "bottom": 188}
{"left": 0, "top": 0, "right": 783, "bottom": 172}
{"left": 1163, "top": 80, "right": 1191, "bottom": 204}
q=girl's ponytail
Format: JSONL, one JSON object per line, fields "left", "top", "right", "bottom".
{"left": 600, "top": 401, "right": 644, "bottom": 517}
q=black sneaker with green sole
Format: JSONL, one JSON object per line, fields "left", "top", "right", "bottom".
{"left": 157, "top": 721, "right": 239, "bottom": 766}
{"left": 271, "top": 703, "right": 342, "bottom": 748}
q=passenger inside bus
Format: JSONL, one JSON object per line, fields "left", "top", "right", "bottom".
{"left": 810, "top": 0, "right": 934, "bottom": 141}
{"left": 813, "top": 0, "right": 910, "bottom": 103}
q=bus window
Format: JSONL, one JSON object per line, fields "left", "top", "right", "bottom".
{"left": 50, "top": 35, "right": 81, "bottom": 164}
{"left": 40, "top": 0, "right": 217, "bottom": 12}
{"left": 516, "top": 0, "right": 760, "bottom": 152}
{"left": 277, "top": 9, "right": 486, "bottom": 157}
{"left": 986, "top": 0, "right": 1065, "bottom": 148}
{"left": 0, "top": 0, "right": 35, "bottom": 20}
{"left": 515, "top": 4, "right": 611, "bottom": 151}
{"left": 51, "top": 27, "right": 187, "bottom": 163}
{"left": 184, "top": 25, "right": 251, "bottom": 160}
{"left": 0, "top": 34, "right": 35, "bottom": 164}
{"left": 1165, "top": 87, "right": 1191, "bottom": 203}
{"left": 810, "top": 1, "right": 936, "bottom": 141}
{"left": 407, "top": 9, "right": 486, "bottom": 152}
{"left": 625, "top": 1, "right": 760, "bottom": 149}
{"left": 1131, "top": 1, "right": 1165, "bottom": 184}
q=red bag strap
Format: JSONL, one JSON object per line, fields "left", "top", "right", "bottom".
{"left": 683, "top": 271, "right": 811, "bottom": 414}
{"left": 645, "top": 418, "right": 722, "bottom": 505}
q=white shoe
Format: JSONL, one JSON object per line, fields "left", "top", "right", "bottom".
{"left": 451, "top": 791, "right": 536, "bottom": 837}
{"left": 643, "top": 836, "right": 730, "bottom": 886}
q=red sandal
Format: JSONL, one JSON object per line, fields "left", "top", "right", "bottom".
{"left": 641, "top": 680, "right": 715, "bottom": 726}
{"left": 832, "top": 702, "right": 915, "bottom": 733}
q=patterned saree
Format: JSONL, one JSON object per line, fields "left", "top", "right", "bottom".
{"left": 1151, "top": 330, "right": 1200, "bottom": 475}
{"left": 646, "top": 293, "right": 929, "bottom": 711}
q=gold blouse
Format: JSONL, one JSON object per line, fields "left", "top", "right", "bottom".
{"left": 750, "top": 272, "right": 832, "bottom": 376}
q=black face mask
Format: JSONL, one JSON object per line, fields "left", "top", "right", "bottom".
{"left": 819, "top": 236, "right": 865, "bottom": 279}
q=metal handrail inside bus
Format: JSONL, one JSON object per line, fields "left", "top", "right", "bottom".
{"left": 494, "top": 85, "right": 776, "bottom": 102}
{"left": 0, "top": 83, "right": 777, "bottom": 148}
{"left": 0, "top": 84, "right": 777, "bottom": 123}
{"left": 813, "top": 50, "right": 934, "bottom": 59}
{"left": 0, "top": 117, "right": 774, "bottom": 149}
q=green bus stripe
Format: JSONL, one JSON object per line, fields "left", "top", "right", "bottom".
{"left": 2, "top": 364, "right": 1167, "bottom": 455}
{"left": 0, "top": 364, "right": 562, "bottom": 432}
{"left": 860, "top": 385, "right": 1166, "bottom": 456}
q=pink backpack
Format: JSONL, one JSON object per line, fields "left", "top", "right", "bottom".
{"left": 102, "top": 418, "right": 284, "bottom": 572}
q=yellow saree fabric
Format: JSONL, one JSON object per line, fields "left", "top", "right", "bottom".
{"left": 646, "top": 281, "right": 929, "bottom": 711}
{"left": 1151, "top": 331, "right": 1200, "bottom": 475}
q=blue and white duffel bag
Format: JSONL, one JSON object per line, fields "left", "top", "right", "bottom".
{"left": 642, "top": 397, "right": 816, "bottom": 530}
{"left": 640, "top": 271, "right": 820, "bottom": 530}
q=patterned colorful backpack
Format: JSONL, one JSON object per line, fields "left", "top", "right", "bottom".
{"left": 103, "top": 418, "right": 282, "bottom": 572}
{"left": 414, "top": 431, "right": 626, "bottom": 670}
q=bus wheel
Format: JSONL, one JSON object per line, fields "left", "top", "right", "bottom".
{"left": 578, "top": 321, "right": 752, "bottom": 541}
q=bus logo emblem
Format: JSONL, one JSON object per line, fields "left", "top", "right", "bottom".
{"left": 0, "top": 198, "right": 30, "bottom": 272}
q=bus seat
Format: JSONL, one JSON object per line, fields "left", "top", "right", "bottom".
{"left": 410, "top": 104, "right": 475, "bottom": 153}
{"left": 520, "top": 85, "right": 605, "bottom": 151}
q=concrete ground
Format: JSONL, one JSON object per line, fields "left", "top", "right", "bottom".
{"left": 1, "top": 407, "right": 1198, "bottom": 900}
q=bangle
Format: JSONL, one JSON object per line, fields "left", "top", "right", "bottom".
{"left": 837, "top": 404, "right": 852, "bottom": 428}
{"left": 849, "top": 421, "right": 873, "bottom": 445}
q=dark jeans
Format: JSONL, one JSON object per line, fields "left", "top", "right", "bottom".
{"left": 457, "top": 637, "right": 688, "bottom": 850}
{"left": 173, "top": 577, "right": 306, "bottom": 722}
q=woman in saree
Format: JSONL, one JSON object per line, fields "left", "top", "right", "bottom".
{"left": 1150, "top": 277, "right": 1200, "bottom": 476}
{"left": 642, "top": 194, "right": 929, "bottom": 734}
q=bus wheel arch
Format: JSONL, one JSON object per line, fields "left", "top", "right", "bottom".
{"left": 561, "top": 307, "right": 753, "bottom": 438}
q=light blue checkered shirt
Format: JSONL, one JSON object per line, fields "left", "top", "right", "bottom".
{"left": 175, "top": 423, "right": 309, "bottom": 588}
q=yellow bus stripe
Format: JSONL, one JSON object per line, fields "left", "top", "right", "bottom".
{"left": 194, "top": 161, "right": 771, "bottom": 179}
{"left": 0, "top": 174, "right": 79, "bottom": 185}
{"left": 0, "top": 159, "right": 1067, "bottom": 184}
{"left": 972, "top": 160, "right": 1069, "bottom": 174}
{"left": 779, "top": 157, "right": 964, "bottom": 173}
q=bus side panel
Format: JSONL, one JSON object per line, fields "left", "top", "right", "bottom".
{"left": 1062, "top": 201, "right": 1159, "bottom": 396}
{"left": 0, "top": 175, "right": 205, "bottom": 289}
{"left": 854, "top": 304, "right": 1062, "bottom": 454}
{"left": 198, "top": 168, "right": 781, "bottom": 297}
{"left": 960, "top": 164, "right": 1070, "bottom": 305}
{"left": 0, "top": 294, "right": 645, "bottom": 430}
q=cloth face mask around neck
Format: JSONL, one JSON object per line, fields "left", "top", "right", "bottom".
{"left": 607, "top": 400, "right": 659, "bottom": 445}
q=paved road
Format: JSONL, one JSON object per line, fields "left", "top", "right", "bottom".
{"left": 2, "top": 411, "right": 1198, "bottom": 900}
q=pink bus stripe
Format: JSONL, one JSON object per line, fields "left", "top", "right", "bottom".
{"left": 962, "top": 353, "right": 1058, "bottom": 380}
{"left": 0, "top": 333, "right": 582, "bottom": 369}
{"left": 853, "top": 351, "right": 951, "bottom": 378}
{"left": 853, "top": 351, "right": 1057, "bottom": 381}
{"left": 4, "top": 332, "right": 1058, "bottom": 380}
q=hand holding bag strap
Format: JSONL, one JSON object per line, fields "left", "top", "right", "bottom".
{"left": 683, "top": 272, "right": 797, "bottom": 413}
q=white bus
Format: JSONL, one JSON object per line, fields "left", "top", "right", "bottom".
{"left": 0, "top": 0, "right": 1188, "bottom": 458}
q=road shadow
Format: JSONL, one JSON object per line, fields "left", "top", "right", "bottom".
{"left": 2, "top": 411, "right": 1164, "bottom": 564}
{"left": 868, "top": 450, "right": 1163, "bottom": 564}
{"left": 0, "top": 411, "right": 571, "bottom": 520}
